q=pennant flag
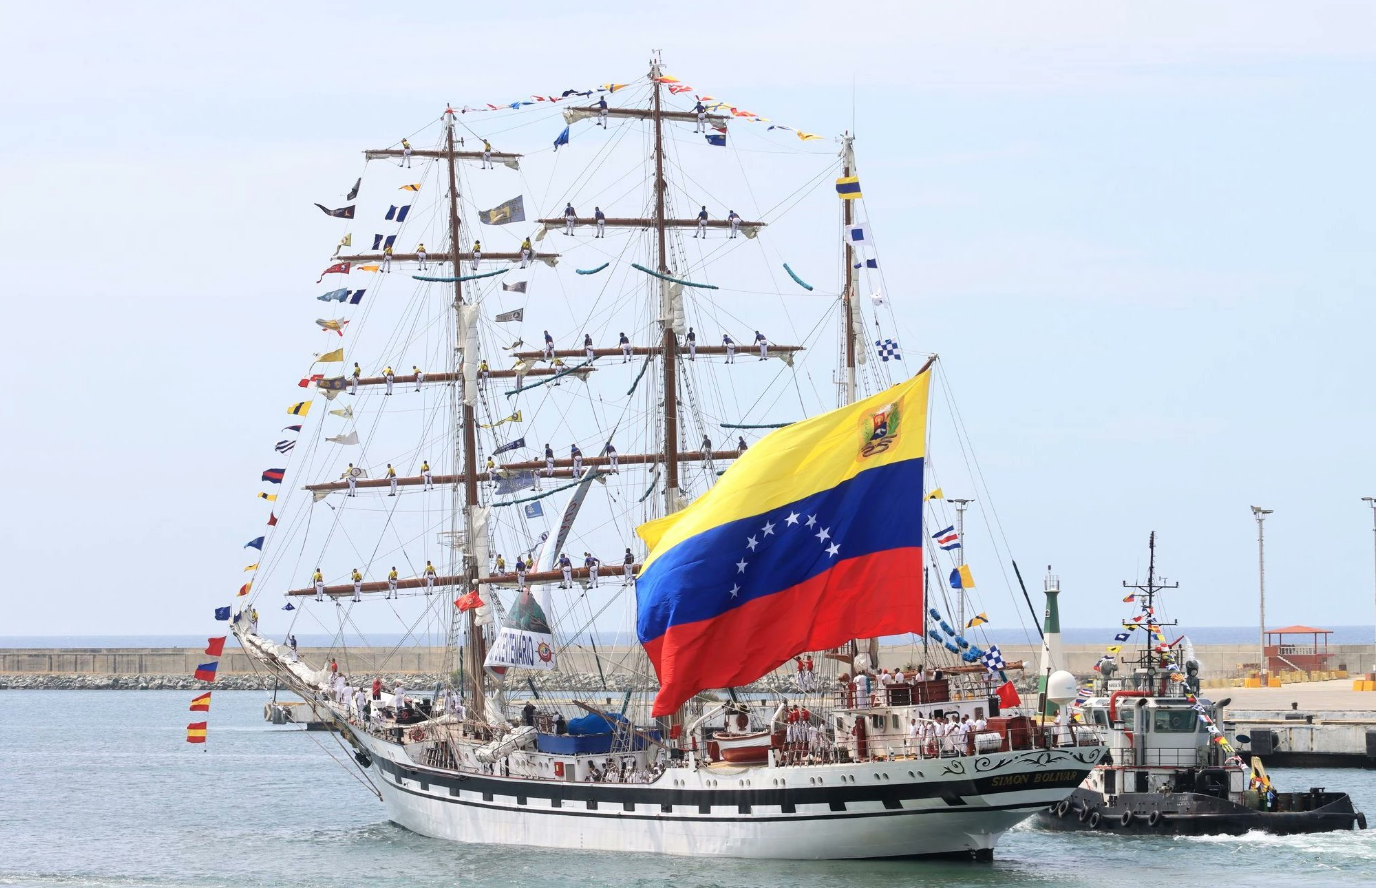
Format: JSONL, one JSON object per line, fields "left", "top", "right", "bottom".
{"left": 326, "top": 430, "right": 359, "bottom": 446}
{"left": 835, "top": 176, "right": 862, "bottom": 199}
{"left": 205, "top": 637, "right": 226, "bottom": 657}
{"left": 846, "top": 223, "right": 873, "bottom": 245}
{"left": 287, "top": 401, "right": 312, "bottom": 416}
{"left": 995, "top": 680, "right": 1021, "bottom": 708}
{"left": 267, "top": 512, "right": 277, "bottom": 527}
{"left": 495, "top": 307, "right": 525, "bottom": 321}
{"left": 931, "top": 525, "right": 961, "bottom": 551}
{"left": 243, "top": 563, "right": 258, "bottom": 572}
{"left": 346, "top": 178, "right": 361, "bottom": 200}
{"left": 348, "top": 289, "right": 367, "bottom": 305}
{"left": 480, "top": 410, "right": 521, "bottom": 428}
{"left": 876, "top": 339, "right": 902, "bottom": 362}
{"left": 478, "top": 196, "right": 526, "bottom": 226}
{"left": 258, "top": 492, "right": 277, "bottom": 502}
{"left": 949, "top": 564, "right": 975, "bottom": 591}
{"left": 274, "top": 440, "right": 295, "bottom": 454}
{"left": 399, "top": 183, "right": 421, "bottom": 191}
{"left": 329, "top": 405, "right": 354, "bottom": 419}
{"left": 317, "top": 288, "right": 349, "bottom": 302}
{"left": 317, "top": 348, "right": 344, "bottom": 364}
{"left": 493, "top": 436, "right": 526, "bottom": 455}
{"left": 384, "top": 205, "right": 411, "bottom": 222}
{"left": 282, "top": 602, "right": 296, "bottom": 611}
{"left": 634, "top": 369, "right": 931, "bottom": 716}
{"left": 298, "top": 374, "right": 324, "bottom": 388}
{"left": 1105, "top": 645, "right": 1122, "bottom": 654}
{"left": 454, "top": 591, "right": 485, "bottom": 612}
{"left": 190, "top": 692, "right": 212, "bottom": 712}
{"left": 1122, "top": 593, "right": 1135, "bottom": 602}
{"left": 316, "top": 318, "right": 349, "bottom": 335}
{"left": 796, "top": 131, "right": 823, "bottom": 141}
{"left": 194, "top": 662, "right": 219, "bottom": 682}
{"left": 705, "top": 134, "right": 726, "bottom": 147}
{"left": 317, "top": 262, "right": 350, "bottom": 283}
{"left": 523, "top": 501, "right": 544, "bottom": 519}
{"left": 314, "top": 203, "right": 355, "bottom": 219}
{"left": 244, "top": 536, "right": 265, "bottom": 550}
{"left": 261, "top": 469, "right": 285, "bottom": 484}
{"left": 237, "top": 582, "right": 251, "bottom": 597}
{"left": 370, "top": 234, "right": 398, "bottom": 251}
{"left": 966, "top": 612, "right": 989, "bottom": 629}
{"left": 924, "top": 488, "right": 944, "bottom": 501}
{"left": 356, "top": 265, "right": 380, "bottom": 273}
{"left": 186, "top": 722, "right": 208, "bottom": 743}
{"left": 852, "top": 257, "right": 879, "bottom": 270}
{"left": 553, "top": 126, "right": 570, "bottom": 151}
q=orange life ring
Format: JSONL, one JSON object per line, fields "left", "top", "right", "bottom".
{"left": 408, "top": 727, "right": 426, "bottom": 742}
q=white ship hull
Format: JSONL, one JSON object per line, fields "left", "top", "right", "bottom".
{"left": 353, "top": 727, "right": 1102, "bottom": 859}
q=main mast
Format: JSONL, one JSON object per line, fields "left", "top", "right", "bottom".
{"left": 840, "top": 134, "right": 858, "bottom": 406}
{"left": 651, "top": 56, "right": 680, "bottom": 514}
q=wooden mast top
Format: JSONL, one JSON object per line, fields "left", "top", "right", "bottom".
{"left": 652, "top": 59, "right": 680, "bottom": 515}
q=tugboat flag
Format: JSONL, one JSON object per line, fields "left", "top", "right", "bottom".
{"left": 193, "top": 662, "right": 219, "bottom": 682}
{"left": 186, "top": 722, "right": 208, "bottom": 743}
{"left": 189, "top": 693, "right": 211, "bottom": 712}
{"left": 636, "top": 368, "right": 931, "bottom": 716}
{"left": 835, "top": 176, "right": 862, "bottom": 199}
{"left": 931, "top": 525, "right": 961, "bottom": 550}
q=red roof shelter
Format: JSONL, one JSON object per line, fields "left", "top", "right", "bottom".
{"left": 1264, "top": 625, "right": 1332, "bottom": 673}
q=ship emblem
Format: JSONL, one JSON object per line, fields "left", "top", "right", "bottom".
{"left": 859, "top": 402, "right": 900, "bottom": 459}
{"left": 537, "top": 642, "right": 553, "bottom": 663}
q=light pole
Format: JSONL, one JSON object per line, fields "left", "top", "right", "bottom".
{"left": 1251, "top": 505, "right": 1273, "bottom": 684}
{"left": 950, "top": 498, "right": 974, "bottom": 630}
{"left": 1363, "top": 497, "right": 1376, "bottom": 665}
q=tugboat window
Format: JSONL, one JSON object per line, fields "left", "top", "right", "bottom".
{"left": 1152, "top": 710, "right": 1198, "bottom": 733}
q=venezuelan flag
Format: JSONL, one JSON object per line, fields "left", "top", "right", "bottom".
{"left": 636, "top": 369, "right": 930, "bottom": 716}
{"left": 187, "top": 721, "right": 208, "bottom": 743}
{"left": 189, "top": 692, "right": 211, "bottom": 712}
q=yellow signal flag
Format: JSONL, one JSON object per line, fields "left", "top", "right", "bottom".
{"left": 243, "top": 563, "right": 258, "bottom": 572}
{"left": 287, "top": 401, "right": 312, "bottom": 416}
{"left": 357, "top": 264, "right": 380, "bottom": 273}
{"left": 924, "top": 487, "right": 944, "bottom": 501}
{"left": 965, "top": 612, "right": 990, "bottom": 629}
{"left": 1105, "top": 645, "right": 1122, "bottom": 654}
{"left": 399, "top": 183, "right": 421, "bottom": 191}
{"left": 835, "top": 176, "right": 862, "bottom": 199}
{"left": 796, "top": 131, "right": 823, "bottom": 141}
{"left": 258, "top": 492, "right": 277, "bottom": 502}
{"left": 316, "top": 348, "right": 344, "bottom": 363}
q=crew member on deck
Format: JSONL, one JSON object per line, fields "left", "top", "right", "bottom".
{"left": 558, "top": 552, "right": 573, "bottom": 588}
{"left": 387, "top": 566, "right": 398, "bottom": 599}
{"left": 597, "top": 95, "right": 608, "bottom": 128}
{"left": 584, "top": 333, "right": 595, "bottom": 361}
{"left": 401, "top": 137, "right": 412, "bottom": 167}
{"left": 349, "top": 362, "right": 361, "bottom": 395}
{"left": 383, "top": 365, "right": 395, "bottom": 395}
{"left": 381, "top": 243, "right": 393, "bottom": 273}
{"left": 386, "top": 463, "right": 397, "bottom": 496}
{"left": 421, "top": 459, "right": 433, "bottom": 490}
{"left": 594, "top": 206, "right": 606, "bottom": 238}
{"left": 570, "top": 443, "right": 583, "bottom": 476}
{"left": 695, "top": 206, "right": 708, "bottom": 238}
{"left": 471, "top": 240, "right": 482, "bottom": 269}
{"left": 544, "top": 444, "right": 555, "bottom": 476}
{"left": 693, "top": 100, "right": 707, "bottom": 133}
{"left": 619, "top": 332, "right": 632, "bottom": 362}
{"left": 543, "top": 330, "right": 555, "bottom": 361}
{"left": 416, "top": 243, "right": 428, "bottom": 271}
{"left": 413, "top": 365, "right": 424, "bottom": 392}
{"left": 481, "top": 139, "right": 493, "bottom": 169}
{"left": 343, "top": 463, "right": 358, "bottom": 497}
{"left": 313, "top": 568, "right": 325, "bottom": 601}
{"left": 728, "top": 210, "right": 741, "bottom": 239}
{"left": 351, "top": 568, "right": 363, "bottom": 602}
{"left": 723, "top": 334, "right": 735, "bottom": 363}
{"left": 584, "top": 552, "right": 600, "bottom": 588}
{"left": 686, "top": 327, "right": 697, "bottom": 360}
{"left": 424, "top": 560, "right": 437, "bottom": 593}
{"left": 623, "top": 548, "right": 635, "bottom": 584}
{"left": 755, "top": 330, "right": 769, "bottom": 360}
{"left": 519, "top": 237, "right": 533, "bottom": 268}
{"left": 605, "top": 440, "right": 618, "bottom": 472}
{"left": 563, "top": 203, "right": 577, "bottom": 236}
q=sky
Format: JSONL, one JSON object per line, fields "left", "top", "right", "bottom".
{"left": 1, "top": 1, "right": 1375, "bottom": 639}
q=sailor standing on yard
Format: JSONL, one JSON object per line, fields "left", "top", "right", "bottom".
{"left": 597, "top": 95, "right": 608, "bottom": 129}
{"left": 723, "top": 333, "right": 735, "bottom": 363}
{"left": 387, "top": 566, "right": 398, "bottom": 599}
{"left": 421, "top": 459, "right": 433, "bottom": 490}
{"left": 584, "top": 333, "right": 595, "bottom": 361}
{"left": 515, "top": 555, "right": 528, "bottom": 587}
{"left": 570, "top": 443, "right": 583, "bottom": 476}
{"left": 481, "top": 139, "right": 493, "bottom": 169}
{"left": 471, "top": 240, "right": 482, "bottom": 269}
{"left": 413, "top": 365, "right": 424, "bottom": 392}
{"left": 604, "top": 440, "right": 618, "bottom": 472}
{"left": 351, "top": 568, "right": 363, "bottom": 602}
{"left": 692, "top": 100, "right": 707, "bottom": 133}
{"left": 543, "top": 330, "right": 555, "bottom": 360}
{"left": 619, "top": 332, "right": 632, "bottom": 362}
{"left": 416, "top": 242, "right": 428, "bottom": 271}
{"left": 558, "top": 552, "right": 574, "bottom": 589}
{"left": 594, "top": 206, "right": 606, "bottom": 238}
{"left": 344, "top": 464, "right": 358, "bottom": 497}
{"left": 544, "top": 444, "right": 555, "bottom": 477}
{"left": 313, "top": 568, "right": 325, "bottom": 602}
{"left": 519, "top": 236, "right": 532, "bottom": 268}
{"left": 686, "top": 327, "right": 697, "bottom": 360}
{"left": 728, "top": 209, "right": 741, "bottom": 239}
{"left": 563, "top": 203, "right": 577, "bottom": 236}
{"left": 349, "top": 362, "right": 361, "bottom": 395}
{"left": 401, "top": 137, "right": 412, "bottom": 168}
{"left": 383, "top": 365, "right": 395, "bottom": 395}
{"left": 584, "top": 552, "right": 601, "bottom": 588}
{"left": 423, "top": 560, "right": 437, "bottom": 593}
{"left": 381, "top": 243, "right": 392, "bottom": 273}
{"left": 755, "top": 330, "right": 768, "bottom": 360}
{"left": 486, "top": 456, "right": 499, "bottom": 485}
{"left": 386, "top": 463, "right": 397, "bottom": 496}
{"left": 695, "top": 206, "right": 709, "bottom": 238}
{"left": 622, "top": 548, "right": 635, "bottom": 585}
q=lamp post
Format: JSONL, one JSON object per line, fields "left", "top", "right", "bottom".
{"left": 1251, "top": 506, "right": 1273, "bottom": 683}
{"left": 1363, "top": 497, "right": 1376, "bottom": 667}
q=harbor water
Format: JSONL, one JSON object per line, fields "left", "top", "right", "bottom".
{"left": 4, "top": 690, "right": 1374, "bottom": 888}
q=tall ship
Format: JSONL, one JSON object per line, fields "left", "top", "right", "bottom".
{"left": 223, "top": 57, "right": 1105, "bottom": 860}
{"left": 1036, "top": 533, "right": 1365, "bottom": 835}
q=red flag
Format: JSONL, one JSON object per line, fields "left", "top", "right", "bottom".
{"left": 298, "top": 373, "right": 325, "bottom": 388}
{"left": 204, "top": 637, "right": 226, "bottom": 657}
{"left": 995, "top": 680, "right": 1021, "bottom": 709}
{"left": 237, "top": 582, "right": 251, "bottom": 597}
{"left": 317, "top": 262, "right": 350, "bottom": 283}
{"left": 189, "top": 692, "right": 211, "bottom": 712}
{"left": 454, "top": 592, "right": 485, "bottom": 612}
{"left": 267, "top": 512, "right": 278, "bottom": 527}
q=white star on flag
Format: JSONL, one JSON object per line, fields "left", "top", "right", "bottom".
{"left": 729, "top": 584, "right": 739, "bottom": 597}
{"left": 746, "top": 535, "right": 758, "bottom": 551}
{"left": 805, "top": 515, "right": 817, "bottom": 528}
{"left": 826, "top": 543, "right": 840, "bottom": 557}
{"left": 785, "top": 511, "right": 800, "bottom": 525}
{"left": 816, "top": 527, "right": 831, "bottom": 543}
{"left": 761, "top": 521, "right": 775, "bottom": 536}
{"left": 736, "top": 558, "right": 748, "bottom": 574}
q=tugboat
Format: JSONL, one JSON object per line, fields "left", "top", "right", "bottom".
{"left": 1036, "top": 533, "right": 1366, "bottom": 836}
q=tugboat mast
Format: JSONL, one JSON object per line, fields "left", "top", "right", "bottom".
{"left": 1122, "top": 532, "right": 1179, "bottom": 692}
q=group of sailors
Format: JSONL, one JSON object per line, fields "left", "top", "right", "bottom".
{"left": 485, "top": 548, "right": 635, "bottom": 588}
{"left": 847, "top": 665, "right": 941, "bottom": 708}
{"left": 904, "top": 712, "right": 989, "bottom": 757}
{"left": 313, "top": 560, "right": 439, "bottom": 602}
{"left": 582, "top": 756, "right": 662, "bottom": 784}
{"left": 344, "top": 363, "right": 430, "bottom": 397}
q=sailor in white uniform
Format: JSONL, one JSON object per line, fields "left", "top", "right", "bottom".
{"left": 723, "top": 334, "right": 735, "bottom": 363}
{"left": 694, "top": 206, "right": 708, "bottom": 238}
{"left": 383, "top": 365, "right": 395, "bottom": 396}
{"left": 619, "top": 332, "right": 632, "bottom": 362}
{"left": 544, "top": 444, "right": 555, "bottom": 477}
{"left": 413, "top": 365, "right": 424, "bottom": 392}
{"left": 519, "top": 237, "right": 532, "bottom": 268}
{"left": 622, "top": 548, "right": 635, "bottom": 584}
{"left": 515, "top": 555, "right": 528, "bottom": 587}
{"left": 543, "top": 330, "right": 555, "bottom": 361}
{"left": 692, "top": 101, "right": 706, "bottom": 133}
{"left": 584, "top": 552, "right": 600, "bottom": 588}
{"left": 605, "top": 440, "right": 618, "bottom": 472}
{"left": 420, "top": 460, "right": 433, "bottom": 490}
{"left": 594, "top": 206, "right": 606, "bottom": 238}
{"left": 381, "top": 244, "right": 392, "bottom": 273}
{"left": 423, "top": 560, "right": 437, "bottom": 593}
{"left": 558, "top": 553, "right": 573, "bottom": 589}
{"left": 597, "top": 95, "right": 608, "bottom": 128}
{"left": 401, "top": 137, "right": 412, "bottom": 168}
{"left": 471, "top": 240, "right": 481, "bottom": 270}
{"left": 570, "top": 443, "right": 583, "bottom": 476}
{"left": 313, "top": 568, "right": 325, "bottom": 602}
{"left": 728, "top": 210, "right": 741, "bottom": 239}
{"left": 416, "top": 243, "right": 428, "bottom": 271}
{"left": 386, "top": 566, "right": 398, "bottom": 599}
{"left": 563, "top": 203, "right": 577, "bottom": 236}
{"left": 686, "top": 327, "right": 697, "bottom": 360}
{"left": 386, "top": 463, "right": 397, "bottom": 496}
{"left": 349, "top": 362, "right": 361, "bottom": 395}
{"left": 351, "top": 568, "right": 363, "bottom": 603}
{"left": 344, "top": 464, "right": 358, "bottom": 497}
{"left": 754, "top": 330, "right": 768, "bottom": 360}
{"left": 584, "top": 333, "right": 595, "bottom": 361}
{"left": 481, "top": 139, "right": 493, "bottom": 169}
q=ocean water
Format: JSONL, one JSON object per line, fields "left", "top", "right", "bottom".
{"left": 2, "top": 690, "right": 1374, "bottom": 888}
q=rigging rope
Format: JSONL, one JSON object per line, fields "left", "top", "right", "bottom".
{"left": 412, "top": 269, "right": 509, "bottom": 283}
{"left": 629, "top": 263, "right": 719, "bottom": 290}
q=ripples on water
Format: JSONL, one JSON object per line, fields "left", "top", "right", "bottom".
{"left": 2, "top": 691, "right": 1373, "bottom": 888}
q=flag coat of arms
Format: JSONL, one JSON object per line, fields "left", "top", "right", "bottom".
{"left": 635, "top": 369, "right": 930, "bottom": 716}
{"left": 478, "top": 196, "right": 526, "bottom": 225}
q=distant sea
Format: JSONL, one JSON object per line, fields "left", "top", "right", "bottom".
{"left": 4, "top": 626, "right": 1374, "bottom": 649}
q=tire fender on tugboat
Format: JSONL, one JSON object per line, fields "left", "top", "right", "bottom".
{"left": 1087, "top": 810, "right": 1101, "bottom": 830}
{"left": 1120, "top": 811, "right": 1134, "bottom": 828}
{"left": 1055, "top": 799, "right": 1071, "bottom": 818}
{"left": 1147, "top": 810, "right": 1162, "bottom": 828}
